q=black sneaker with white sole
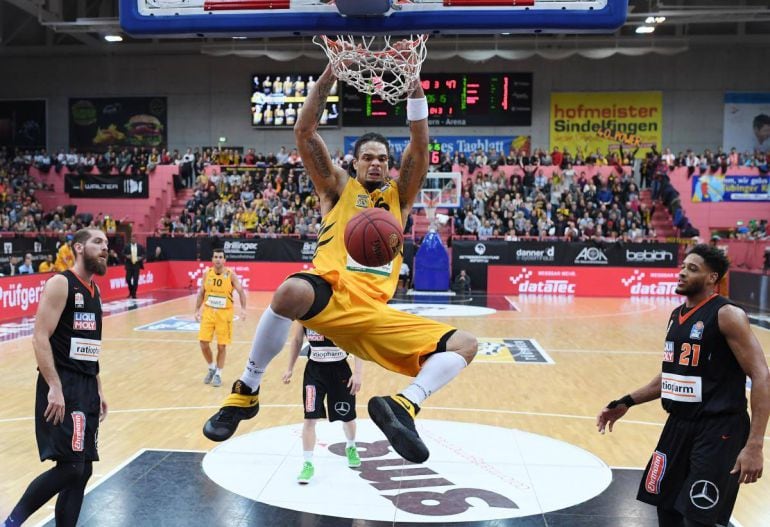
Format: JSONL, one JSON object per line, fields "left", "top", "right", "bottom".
{"left": 203, "top": 380, "right": 260, "bottom": 441}
{"left": 368, "top": 394, "right": 429, "bottom": 463}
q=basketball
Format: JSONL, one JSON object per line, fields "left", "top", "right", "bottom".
{"left": 344, "top": 208, "right": 403, "bottom": 267}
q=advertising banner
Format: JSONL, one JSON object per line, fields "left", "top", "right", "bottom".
{"left": 453, "top": 240, "right": 679, "bottom": 290}
{"left": 166, "top": 261, "right": 308, "bottom": 291}
{"left": 95, "top": 262, "right": 170, "bottom": 300}
{"left": 723, "top": 92, "right": 770, "bottom": 154}
{"left": 452, "top": 240, "right": 510, "bottom": 290}
{"left": 147, "top": 237, "right": 197, "bottom": 261}
{"left": 69, "top": 97, "right": 167, "bottom": 151}
{"left": 65, "top": 173, "right": 149, "bottom": 198}
{"left": 199, "top": 238, "right": 317, "bottom": 262}
{"left": 0, "top": 262, "right": 169, "bottom": 322}
{"left": 691, "top": 173, "right": 770, "bottom": 202}
{"left": 559, "top": 243, "right": 679, "bottom": 267}
{"left": 344, "top": 135, "right": 531, "bottom": 161}
{"left": 550, "top": 92, "right": 662, "bottom": 155}
{"left": 488, "top": 266, "right": 680, "bottom": 298}
{"left": 0, "top": 237, "right": 58, "bottom": 268}
{"left": 0, "top": 99, "right": 47, "bottom": 149}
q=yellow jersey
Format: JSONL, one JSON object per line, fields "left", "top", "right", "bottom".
{"left": 54, "top": 243, "right": 74, "bottom": 272}
{"left": 202, "top": 267, "right": 235, "bottom": 311}
{"left": 310, "top": 177, "right": 402, "bottom": 303}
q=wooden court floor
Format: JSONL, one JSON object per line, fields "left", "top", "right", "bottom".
{"left": 1, "top": 291, "right": 768, "bottom": 526}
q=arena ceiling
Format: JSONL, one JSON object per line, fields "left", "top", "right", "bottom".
{"left": 0, "top": 0, "right": 769, "bottom": 58}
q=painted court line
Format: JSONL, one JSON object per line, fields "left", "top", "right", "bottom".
{"left": 4, "top": 404, "right": 768, "bottom": 443}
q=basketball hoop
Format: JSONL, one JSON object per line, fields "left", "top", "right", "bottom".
{"left": 313, "top": 34, "right": 428, "bottom": 105}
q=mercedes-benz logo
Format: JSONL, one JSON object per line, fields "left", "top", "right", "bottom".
{"left": 689, "top": 480, "right": 719, "bottom": 510}
{"left": 334, "top": 402, "right": 351, "bottom": 416}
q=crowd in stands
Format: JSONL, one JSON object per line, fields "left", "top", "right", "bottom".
{"left": 159, "top": 164, "right": 324, "bottom": 237}
{"left": 2, "top": 142, "right": 768, "bottom": 247}
{"left": 453, "top": 167, "right": 651, "bottom": 240}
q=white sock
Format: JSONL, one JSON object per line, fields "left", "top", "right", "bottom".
{"left": 215, "top": 368, "right": 222, "bottom": 376}
{"left": 400, "top": 351, "right": 468, "bottom": 406}
{"left": 346, "top": 440, "right": 356, "bottom": 448}
{"left": 208, "top": 362, "right": 216, "bottom": 370}
{"left": 303, "top": 451, "right": 314, "bottom": 462}
{"left": 240, "top": 306, "right": 293, "bottom": 389}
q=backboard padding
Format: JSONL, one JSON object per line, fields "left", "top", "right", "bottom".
{"left": 121, "top": 0, "right": 628, "bottom": 38}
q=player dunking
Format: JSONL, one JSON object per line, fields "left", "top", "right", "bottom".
{"left": 195, "top": 248, "right": 247, "bottom": 387}
{"left": 597, "top": 244, "right": 769, "bottom": 527}
{"left": 203, "top": 63, "right": 477, "bottom": 463}
{"left": 3, "top": 228, "right": 109, "bottom": 527}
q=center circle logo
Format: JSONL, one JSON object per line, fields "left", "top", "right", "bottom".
{"left": 202, "top": 420, "right": 612, "bottom": 523}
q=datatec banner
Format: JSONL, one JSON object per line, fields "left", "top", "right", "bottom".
{"left": 489, "top": 266, "right": 681, "bottom": 297}
{"left": 452, "top": 240, "right": 679, "bottom": 290}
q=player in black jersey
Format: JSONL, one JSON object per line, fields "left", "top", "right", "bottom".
{"left": 3, "top": 228, "right": 109, "bottom": 527}
{"left": 597, "top": 244, "right": 769, "bottom": 527}
{"left": 282, "top": 322, "right": 364, "bottom": 484}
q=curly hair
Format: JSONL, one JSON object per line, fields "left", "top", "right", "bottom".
{"left": 687, "top": 243, "right": 730, "bottom": 281}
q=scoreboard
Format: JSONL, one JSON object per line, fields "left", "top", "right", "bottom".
{"left": 342, "top": 73, "right": 532, "bottom": 127}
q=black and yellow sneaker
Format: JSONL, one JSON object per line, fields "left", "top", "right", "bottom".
{"left": 368, "top": 394, "right": 429, "bottom": 463}
{"left": 203, "top": 380, "right": 260, "bottom": 441}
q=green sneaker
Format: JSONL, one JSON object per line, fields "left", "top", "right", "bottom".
{"left": 346, "top": 446, "right": 361, "bottom": 468}
{"left": 297, "top": 461, "right": 314, "bottom": 484}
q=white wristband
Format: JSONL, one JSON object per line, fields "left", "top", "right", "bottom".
{"left": 407, "top": 97, "right": 429, "bottom": 122}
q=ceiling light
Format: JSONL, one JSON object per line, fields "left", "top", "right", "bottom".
{"left": 635, "top": 26, "right": 655, "bottom": 34}
{"left": 501, "top": 32, "right": 511, "bottom": 36}
{"left": 104, "top": 34, "right": 123, "bottom": 42}
{"left": 645, "top": 16, "right": 655, "bottom": 24}
{"left": 655, "top": 16, "right": 666, "bottom": 24}
{"left": 232, "top": 36, "right": 248, "bottom": 40}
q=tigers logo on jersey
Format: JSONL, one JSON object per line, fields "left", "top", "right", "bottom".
{"left": 689, "top": 321, "right": 705, "bottom": 340}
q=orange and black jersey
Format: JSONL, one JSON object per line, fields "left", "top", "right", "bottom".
{"left": 50, "top": 270, "right": 103, "bottom": 377}
{"left": 661, "top": 294, "right": 746, "bottom": 419}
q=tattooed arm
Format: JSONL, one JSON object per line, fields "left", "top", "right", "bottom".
{"left": 294, "top": 64, "right": 347, "bottom": 208}
{"left": 397, "top": 82, "right": 430, "bottom": 225}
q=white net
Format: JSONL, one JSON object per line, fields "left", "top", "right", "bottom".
{"left": 313, "top": 34, "right": 428, "bottom": 106}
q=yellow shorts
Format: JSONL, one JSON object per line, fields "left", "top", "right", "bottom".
{"left": 198, "top": 307, "right": 233, "bottom": 345}
{"left": 295, "top": 273, "right": 456, "bottom": 377}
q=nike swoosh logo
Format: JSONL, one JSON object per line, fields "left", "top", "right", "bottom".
{"left": 400, "top": 401, "right": 413, "bottom": 413}
{"left": 721, "top": 435, "right": 730, "bottom": 440}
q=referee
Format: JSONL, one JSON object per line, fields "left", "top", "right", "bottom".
{"left": 3, "top": 228, "right": 109, "bottom": 527}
